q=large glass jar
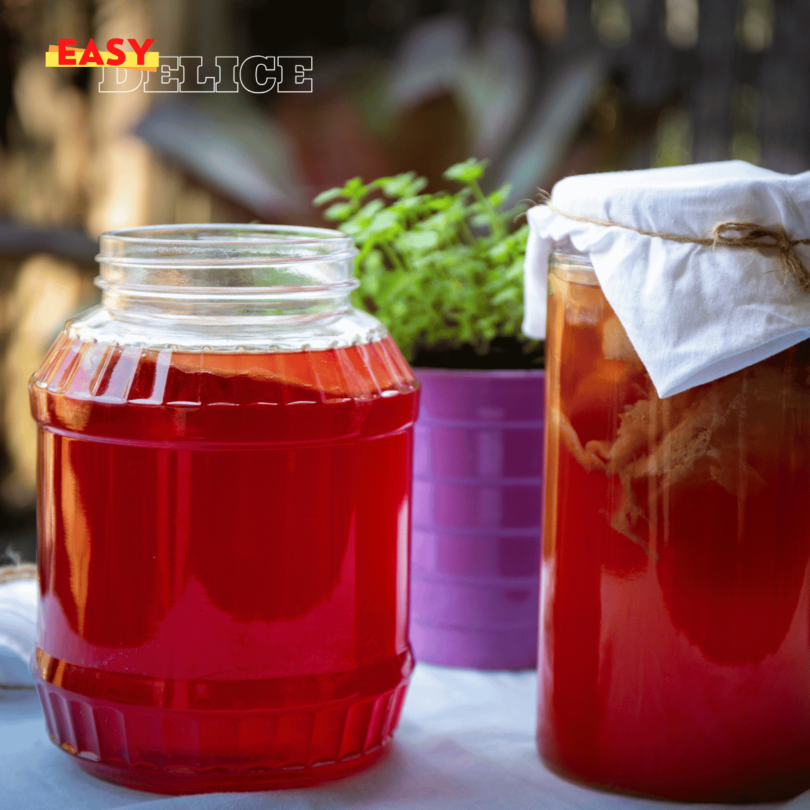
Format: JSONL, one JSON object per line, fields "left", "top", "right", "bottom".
{"left": 539, "top": 251, "right": 810, "bottom": 802}
{"left": 29, "top": 225, "right": 419, "bottom": 793}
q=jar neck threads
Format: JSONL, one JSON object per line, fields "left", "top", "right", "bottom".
{"left": 96, "top": 225, "right": 359, "bottom": 322}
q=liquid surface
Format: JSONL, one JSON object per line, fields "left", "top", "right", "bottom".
{"left": 30, "top": 334, "right": 419, "bottom": 791}
{"left": 540, "top": 274, "right": 810, "bottom": 802}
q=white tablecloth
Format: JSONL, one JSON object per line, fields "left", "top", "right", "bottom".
{"left": 2, "top": 664, "right": 808, "bottom": 810}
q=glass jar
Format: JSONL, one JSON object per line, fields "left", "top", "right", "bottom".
{"left": 539, "top": 251, "right": 810, "bottom": 802}
{"left": 29, "top": 225, "right": 419, "bottom": 793}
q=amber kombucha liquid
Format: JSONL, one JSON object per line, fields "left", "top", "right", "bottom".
{"left": 30, "top": 334, "right": 418, "bottom": 793}
{"left": 540, "top": 271, "right": 810, "bottom": 801}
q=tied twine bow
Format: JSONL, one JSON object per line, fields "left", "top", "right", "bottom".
{"left": 541, "top": 193, "right": 810, "bottom": 291}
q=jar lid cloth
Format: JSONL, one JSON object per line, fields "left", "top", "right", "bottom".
{"left": 523, "top": 160, "right": 810, "bottom": 397}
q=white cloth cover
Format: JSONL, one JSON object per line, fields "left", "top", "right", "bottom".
{"left": 523, "top": 161, "right": 810, "bottom": 397}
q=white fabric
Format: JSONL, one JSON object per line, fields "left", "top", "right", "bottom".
{"left": 522, "top": 161, "right": 810, "bottom": 397}
{"left": 3, "top": 663, "right": 809, "bottom": 810}
{"left": 0, "top": 577, "right": 36, "bottom": 686}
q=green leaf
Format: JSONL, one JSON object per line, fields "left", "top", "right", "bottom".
{"left": 359, "top": 198, "right": 384, "bottom": 216}
{"left": 342, "top": 177, "right": 369, "bottom": 199}
{"left": 488, "top": 241, "right": 510, "bottom": 262}
{"left": 338, "top": 220, "right": 362, "bottom": 237}
{"left": 366, "top": 210, "right": 400, "bottom": 234}
{"left": 443, "top": 157, "right": 488, "bottom": 185}
{"left": 324, "top": 202, "right": 355, "bottom": 221}
{"left": 313, "top": 187, "right": 345, "bottom": 206}
{"left": 492, "top": 287, "right": 519, "bottom": 305}
{"left": 374, "top": 172, "right": 428, "bottom": 198}
{"left": 488, "top": 184, "right": 512, "bottom": 208}
{"left": 426, "top": 195, "right": 453, "bottom": 211}
{"left": 399, "top": 230, "right": 439, "bottom": 250}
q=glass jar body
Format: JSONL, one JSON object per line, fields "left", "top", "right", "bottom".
{"left": 539, "top": 254, "right": 810, "bottom": 802}
{"left": 29, "top": 226, "right": 419, "bottom": 793}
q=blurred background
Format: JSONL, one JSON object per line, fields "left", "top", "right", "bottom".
{"left": 0, "top": 0, "right": 806, "bottom": 561}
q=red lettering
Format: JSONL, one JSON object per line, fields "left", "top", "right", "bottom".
{"left": 58, "top": 38, "right": 76, "bottom": 66}
{"left": 78, "top": 38, "right": 104, "bottom": 67}
{"left": 105, "top": 38, "right": 125, "bottom": 67}
{"left": 127, "top": 38, "right": 154, "bottom": 66}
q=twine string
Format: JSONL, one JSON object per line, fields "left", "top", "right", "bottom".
{"left": 541, "top": 195, "right": 810, "bottom": 291}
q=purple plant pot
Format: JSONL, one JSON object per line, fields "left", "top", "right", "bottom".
{"left": 410, "top": 368, "right": 545, "bottom": 670}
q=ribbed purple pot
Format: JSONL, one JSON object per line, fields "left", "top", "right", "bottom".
{"left": 410, "top": 368, "right": 545, "bottom": 670}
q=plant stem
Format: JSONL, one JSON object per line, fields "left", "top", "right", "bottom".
{"left": 469, "top": 179, "right": 505, "bottom": 239}
{"left": 459, "top": 217, "right": 475, "bottom": 244}
{"left": 381, "top": 241, "right": 407, "bottom": 273}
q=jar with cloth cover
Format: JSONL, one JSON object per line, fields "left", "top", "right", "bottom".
{"left": 524, "top": 161, "right": 810, "bottom": 802}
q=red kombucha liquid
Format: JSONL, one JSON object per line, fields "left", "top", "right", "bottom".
{"left": 30, "top": 333, "right": 419, "bottom": 793}
{"left": 540, "top": 272, "right": 810, "bottom": 801}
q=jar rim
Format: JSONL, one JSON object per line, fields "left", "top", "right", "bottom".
{"left": 550, "top": 249, "right": 598, "bottom": 286}
{"left": 97, "top": 223, "right": 357, "bottom": 267}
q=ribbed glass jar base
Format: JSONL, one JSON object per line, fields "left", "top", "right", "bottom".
{"left": 35, "top": 656, "right": 410, "bottom": 793}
